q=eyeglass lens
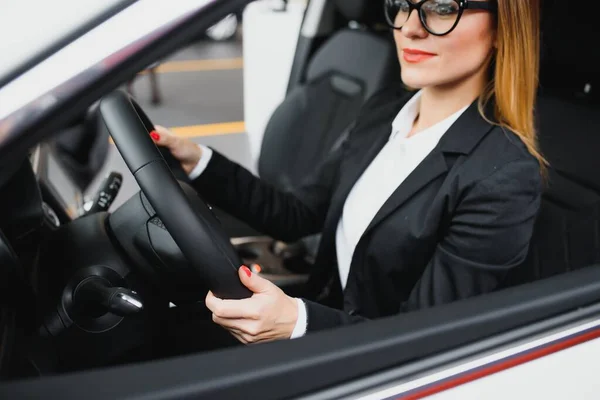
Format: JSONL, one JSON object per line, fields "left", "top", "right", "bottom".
{"left": 386, "top": 0, "right": 461, "bottom": 35}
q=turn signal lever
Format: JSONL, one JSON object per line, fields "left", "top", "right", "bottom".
{"left": 73, "top": 277, "right": 143, "bottom": 316}
{"left": 84, "top": 171, "right": 123, "bottom": 215}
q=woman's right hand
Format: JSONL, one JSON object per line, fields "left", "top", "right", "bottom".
{"left": 150, "top": 125, "right": 202, "bottom": 175}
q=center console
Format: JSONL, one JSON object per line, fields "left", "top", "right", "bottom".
{"left": 231, "top": 236, "right": 312, "bottom": 294}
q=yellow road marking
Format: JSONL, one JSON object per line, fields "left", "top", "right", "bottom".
{"left": 170, "top": 121, "right": 245, "bottom": 137}
{"left": 108, "top": 121, "right": 245, "bottom": 144}
{"left": 138, "top": 58, "right": 243, "bottom": 74}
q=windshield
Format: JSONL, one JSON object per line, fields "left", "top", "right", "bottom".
{"left": 0, "top": 0, "right": 133, "bottom": 84}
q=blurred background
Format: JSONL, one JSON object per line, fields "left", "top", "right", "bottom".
{"left": 94, "top": 0, "right": 308, "bottom": 209}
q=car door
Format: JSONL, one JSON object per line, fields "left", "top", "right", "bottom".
{"left": 2, "top": 266, "right": 600, "bottom": 399}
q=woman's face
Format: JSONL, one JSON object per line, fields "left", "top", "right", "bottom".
{"left": 393, "top": 2, "right": 496, "bottom": 89}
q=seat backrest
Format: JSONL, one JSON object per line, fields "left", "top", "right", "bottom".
{"left": 504, "top": 96, "right": 600, "bottom": 286}
{"left": 257, "top": 0, "right": 399, "bottom": 190}
{"left": 539, "top": 0, "right": 598, "bottom": 102}
{"left": 503, "top": 1, "right": 600, "bottom": 286}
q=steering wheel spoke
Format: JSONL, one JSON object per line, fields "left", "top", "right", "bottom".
{"left": 99, "top": 90, "right": 251, "bottom": 300}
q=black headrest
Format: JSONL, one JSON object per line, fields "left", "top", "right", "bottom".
{"left": 539, "top": 1, "right": 599, "bottom": 101}
{"left": 335, "top": 0, "right": 384, "bottom": 24}
{"left": 306, "top": 29, "right": 398, "bottom": 99}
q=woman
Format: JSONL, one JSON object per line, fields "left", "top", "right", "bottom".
{"left": 152, "top": 0, "right": 544, "bottom": 344}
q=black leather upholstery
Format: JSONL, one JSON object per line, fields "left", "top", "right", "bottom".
{"left": 259, "top": 29, "right": 398, "bottom": 190}
{"left": 504, "top": 97, "right": 600, "bottom": 286}
{"left": 539, "top": 0, "right": 599, "bottom": 102}
{"left": 257, "top": 0, "right": 399, "bottom": 190}
{"left": 334, "top": 0, "right": 385, "bottom": 25}
{"left": 306, "top": 29, "right": 396, "bottom": 100}
{"left": 503, "top": 1, "right": 600, "bottom": 286}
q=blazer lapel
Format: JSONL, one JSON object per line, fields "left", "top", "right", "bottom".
{"left": 324, "top": 94, "right": 418, "bottom": 233}
{"left": 361, "top": 99, "right": 495, "bottom": 237}
{"left": 324, "top": 122, "right": 390, "bottom": 235}
{"left": 362, "top": 151, "right": 448, "bottom": 236}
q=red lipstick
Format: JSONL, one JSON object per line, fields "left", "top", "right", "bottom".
{"left": 403, "top": 48, "right": 436, "bottom": 63}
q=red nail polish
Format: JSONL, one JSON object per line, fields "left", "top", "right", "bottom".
{"left": 241, "top": 265, "right": 251, "bottom": 277}
{"left": 150, "top": 131, "right": 160, "bottom": 141}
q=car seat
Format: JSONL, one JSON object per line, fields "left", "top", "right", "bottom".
{"left": 216, "top": 0, "right": 401, "bottom": 241}
{"left": 502, "top": 0, "right": 600, "bottom": 286}
{"left": 257, "top": 0, "right": 400, "bottom": 190}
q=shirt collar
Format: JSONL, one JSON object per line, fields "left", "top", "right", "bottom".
{"left": 389, "top": 89, "right": 470, "bottom": 143}
{"left": 390, "top": 90, "right": 422, "bottom": 140}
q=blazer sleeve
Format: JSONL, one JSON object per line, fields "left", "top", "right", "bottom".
{"left": 189, "top": 86, "right": 404, "bottom": 243}
{"left": 400, "top": 158, "right": 542, "bottom": 311}
{"left": 190, "top": 142, "right": 345, "bottom": 243}
{"left": 302, "top": 157, "right": 542, "bottom": 331}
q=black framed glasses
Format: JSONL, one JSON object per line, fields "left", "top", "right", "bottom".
{"left": 384, "top": 0, "right": 497, "bottom": 36}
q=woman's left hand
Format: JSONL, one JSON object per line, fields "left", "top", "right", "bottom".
{"left": 205, "top": 265, "right": 299, "bottom": 344}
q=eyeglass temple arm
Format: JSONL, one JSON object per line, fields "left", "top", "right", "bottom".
{"left": 464, "top": 1, "right": 497, "bottom": 11}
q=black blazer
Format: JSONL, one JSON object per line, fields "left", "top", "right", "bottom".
{"left": 193, "top": 88, "right": 542, "bottom": 333}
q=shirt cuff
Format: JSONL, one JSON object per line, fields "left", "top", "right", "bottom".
{"left": 187, "top": 145, "right": 214, "bottom": 180}
{"left": 290, "top": 298, "right": 308, "bottom": 339}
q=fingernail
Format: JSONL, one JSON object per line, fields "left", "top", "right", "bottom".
{"left": 150, "top": 131, "right": 160, "bottom": 141}
{"left": 241, "top": 265, "right": 251, "bottom": 278}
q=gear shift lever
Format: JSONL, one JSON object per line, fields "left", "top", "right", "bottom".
{"left": 73, "top": 277, "right": 143, "bottom": 316}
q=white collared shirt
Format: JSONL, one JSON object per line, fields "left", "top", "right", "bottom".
{"left": 334, "top": 90, "right": 468, "bottom": 290}
{"left": 188, "top": 90, "right": 469, "bottom": 339}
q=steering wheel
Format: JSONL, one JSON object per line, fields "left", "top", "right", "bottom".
{"left": 98, "top": 90, "right": 251, "bottom": 300}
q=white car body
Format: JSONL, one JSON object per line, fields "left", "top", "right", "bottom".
{"left": 356, "top": 318, "right": 600, "bottom": 399}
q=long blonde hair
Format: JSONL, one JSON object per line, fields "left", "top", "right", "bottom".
{"left": 479, "top": 0, "right": 548, "bottom": 176}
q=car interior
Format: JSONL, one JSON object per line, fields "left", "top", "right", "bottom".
{"left": 213, "top": 0, "right": 401, "bottom": 272}
{"left": 2, "top": 0, "right": 600, "bottom": 395}
{"left": 203, "top": 0, "right": 404, "bottom": 298}
{"left": 503, "top": 0, "right": 600, "bottom": 286}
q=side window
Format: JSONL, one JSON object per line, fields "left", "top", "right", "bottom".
{"left": 90, "top": 0, "right": 308, "bottom": 212}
